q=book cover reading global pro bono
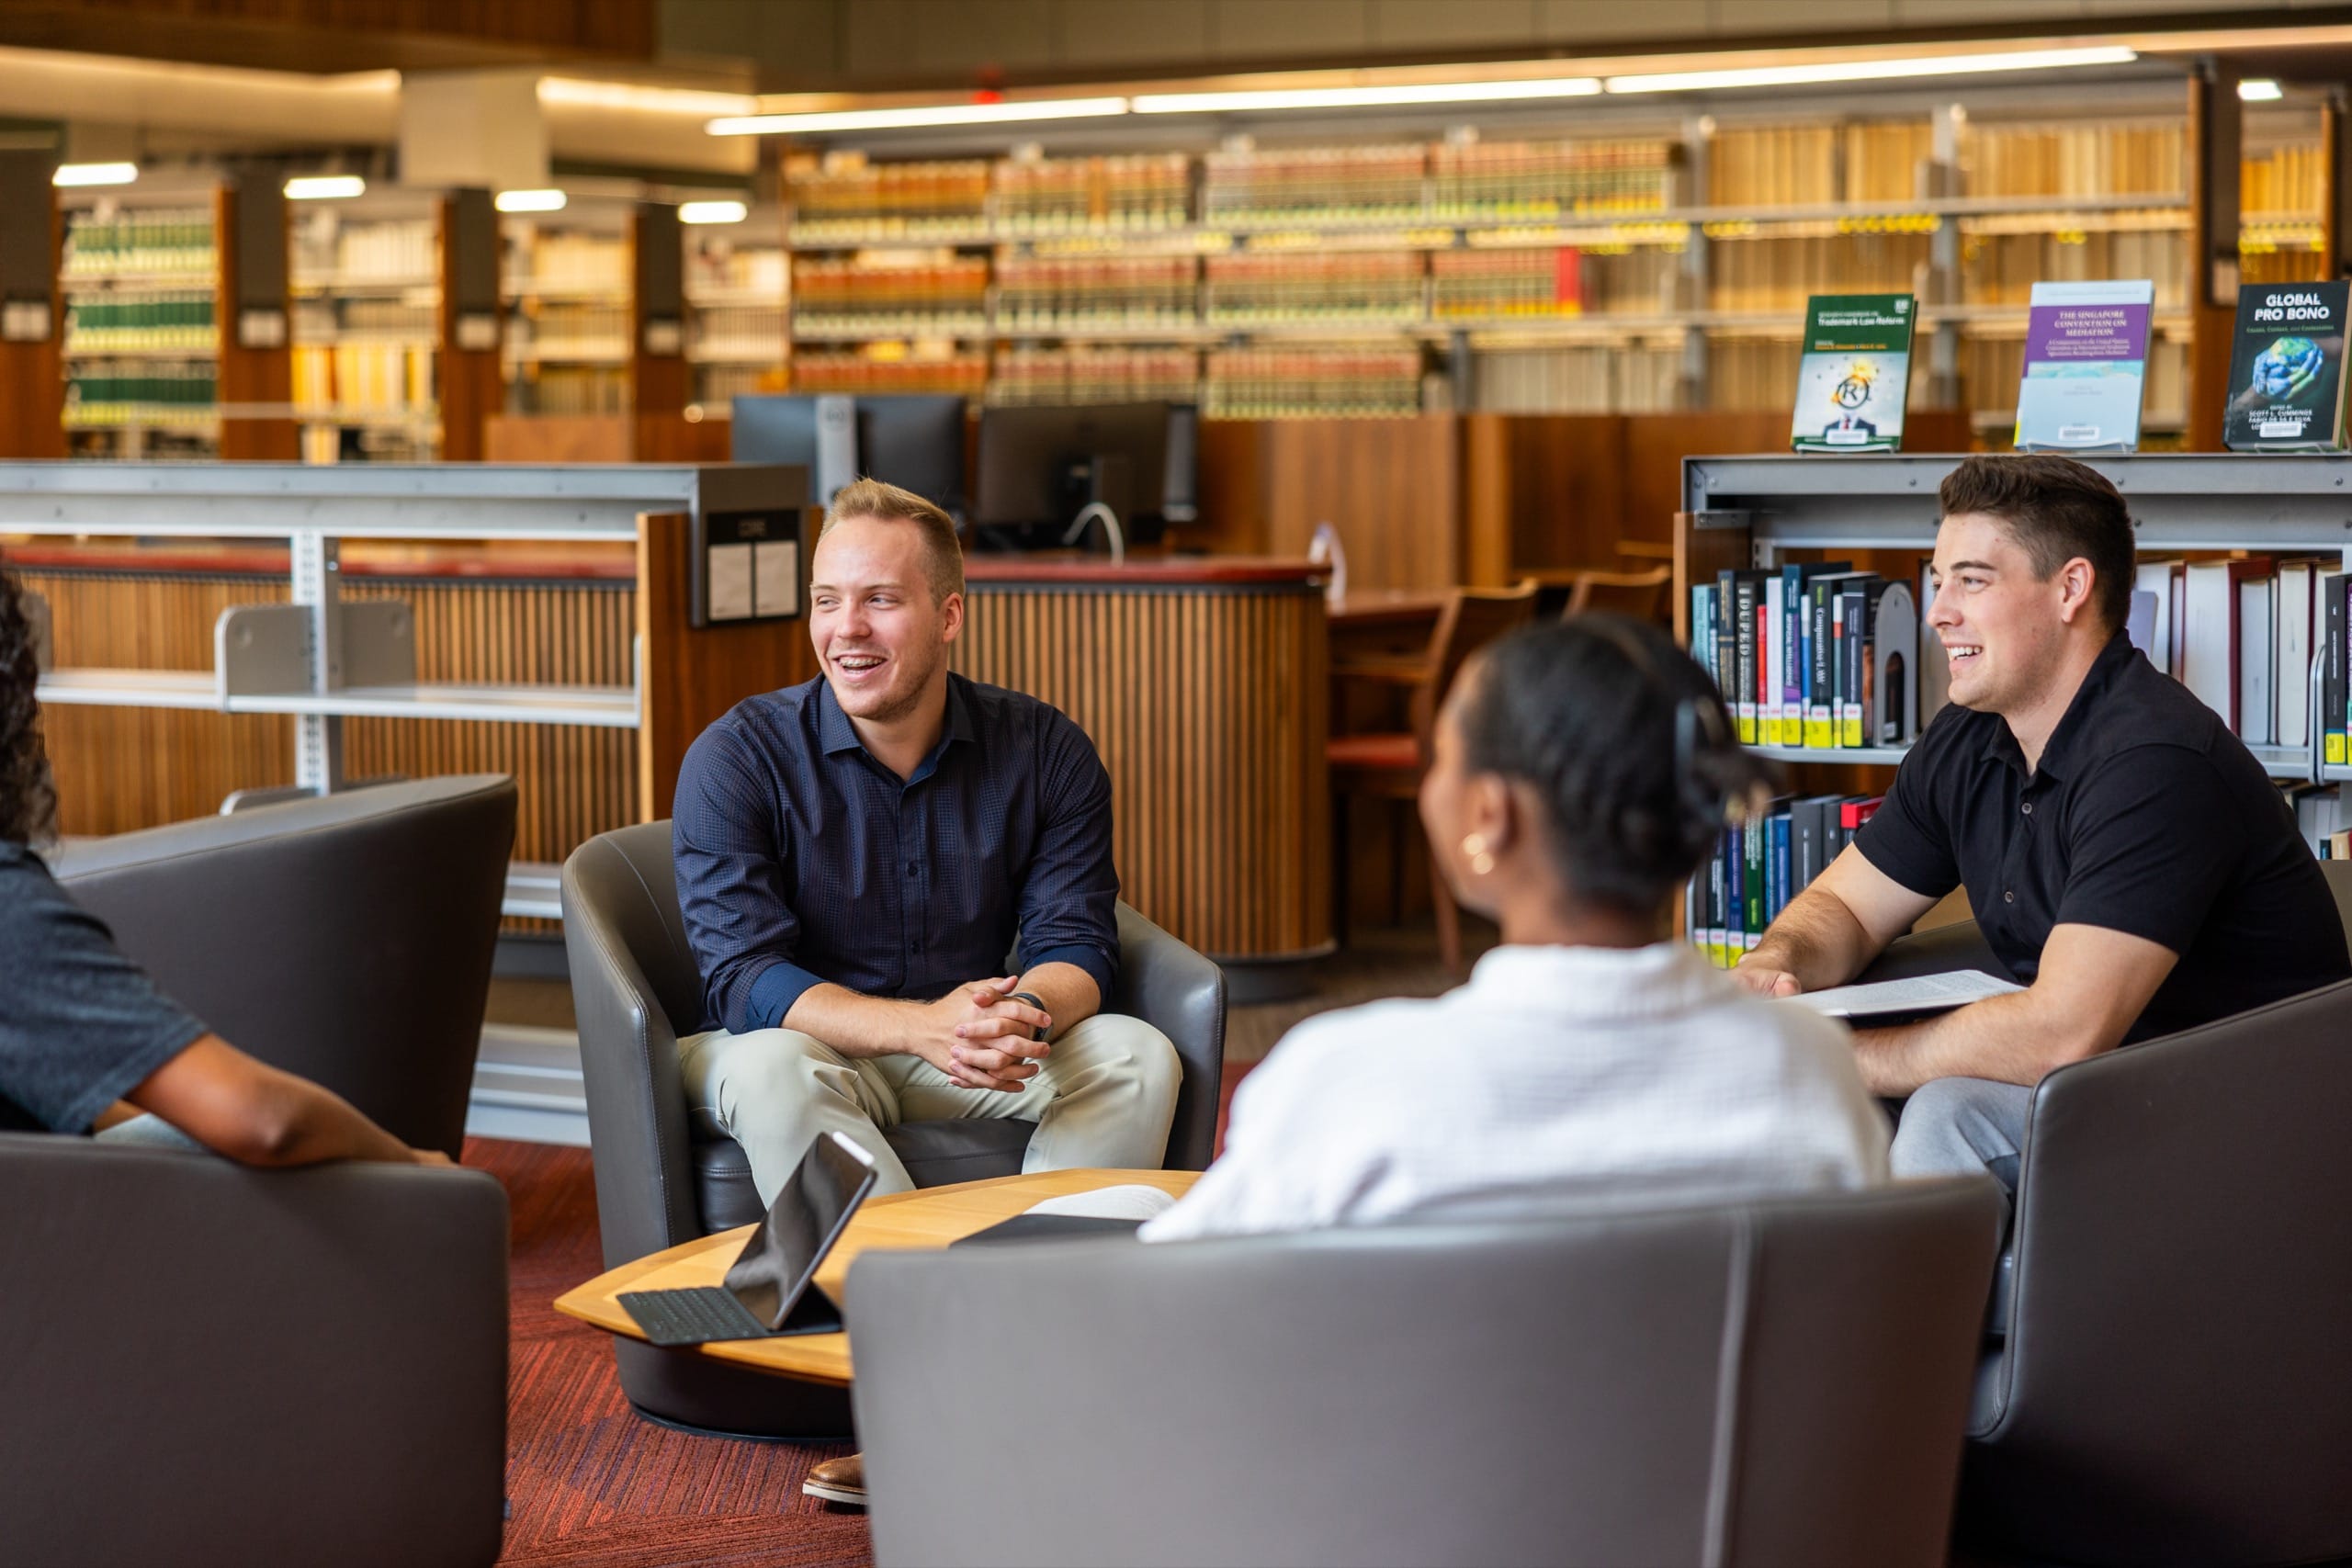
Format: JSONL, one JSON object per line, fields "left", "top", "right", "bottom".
{"left": 2223, "top": 282, "right": 2350, "bottom": 451}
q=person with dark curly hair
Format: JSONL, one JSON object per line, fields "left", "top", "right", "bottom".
{"left": 0, "top": 566, "right": 442, "bottom": 1167}
{"left": 1141, "top": 614, "right": 1890, "bottom": 1242}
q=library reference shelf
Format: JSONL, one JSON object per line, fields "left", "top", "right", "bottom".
{"left": 769, "top": 102, "right": 2324, "bottom": 417}
{"left": 1677, "top": 454, "right": 2352, "bottom": 788}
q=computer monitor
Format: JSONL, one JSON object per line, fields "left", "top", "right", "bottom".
{"left": 973, "top": 401, "right": 1198, "bottom": 548}
{"left": 731, "top": 393, "right": 967, "bottom": 521}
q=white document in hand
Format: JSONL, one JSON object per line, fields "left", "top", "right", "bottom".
{"left": 1022, "top": 1185, "right": 1179, "bottom": 1222}
{"left": 1786, "top": 970, "right": 2024, "bottom": 1020}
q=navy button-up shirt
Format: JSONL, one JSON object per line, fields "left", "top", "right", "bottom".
{"left": 673, "top": 672, "right": 1121, "bottom": 1035}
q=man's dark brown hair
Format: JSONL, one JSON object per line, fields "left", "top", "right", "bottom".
{"left": 1937, "top": 453, "right": 2134, "bottom": 633}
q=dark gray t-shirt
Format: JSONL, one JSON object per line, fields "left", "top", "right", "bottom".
{"left": 0, "top": 842, "right": 208, "bottom": 1134}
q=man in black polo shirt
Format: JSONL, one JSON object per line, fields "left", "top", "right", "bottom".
{"left": 1736, "top": 453, "right": 2349, "bottom": 1193}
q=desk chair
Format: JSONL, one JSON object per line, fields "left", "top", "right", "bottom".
{"left": 1858, "top": 861, "right": 2352, "bottom": 1566}
{"left": 850, "top": 1179, "right": 2004, "bottom": 1568}
{"left": 1327, "top": 580, "right": 1537, "bottom": 972}
{"left": 561, "top": 818, "right": 1227, "bottom": 1438}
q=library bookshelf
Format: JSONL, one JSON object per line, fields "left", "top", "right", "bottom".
{"left": 762, "top": 86, "right": 2332, "bottom": 423}
{"left": 1673, "top": 453, "right": 2352, "bottom": 788}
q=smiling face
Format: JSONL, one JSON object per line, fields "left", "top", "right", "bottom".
{"left": 1925, "top": 510, "right": 2086, "bottom": 716}
{"left": 808, "top": 513, "right": 963, "bottom": 727}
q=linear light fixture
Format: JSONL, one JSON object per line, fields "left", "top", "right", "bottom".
{"left": 679, "top": 198, "right": 749, "bottom": 224}
{"left": 538, "top": 77, "right": 759, "bottom": 118}
{"left": 494, "top": 188, "right": 568, "bottom": 213}
{"left": 708, "top": 96, "right": 1129, "bottom": 136}
{"left": 285, "top": 175, "right": 366, "bottom": 200}
{"left": 1133, "top": 77, "right": 1601, "bottom": 114}
{"left": 52, "top": 162, "right": 137, "bottom": 187}
{"left": 2239, "top": 78, "right": 2284, "bottom": 101}
{"left": 1603, "top": 45, "right": 2139, "bottom": 95}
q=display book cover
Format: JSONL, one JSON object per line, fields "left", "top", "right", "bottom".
{"left": 2222, "top": 281, "right": 2352, "bottom": 451}
{"left": 1790, "top": 293, "right": 1915, "bottom": 454}
{"left": 2013, "top": 279, "right": 2155, "bottom": 452}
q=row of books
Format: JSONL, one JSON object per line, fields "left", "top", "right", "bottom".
{"left": 993, "top": 256, "right": 1197, "bottom": 328}
{"left": 688, "top": 304, "right": 786, "bottom": 360}
{"left": 2245, "top": 142, "right": 2325, "bottom": 217}
{"left": 290, "top": 344, "right": 434, "bottom": 412}
{"left": 1201, "top": 347, "right": 1424, "bottom": 419}
{"left": 1708, "top": 233, "right": 1927, "bottom": 316}
{"left": 510, "top": 302, "right": 629, "bottom": 357}
{"left": 992, "top": 154, "right": 1191, "bottom": 232}
{"left": 1690, "top": 565, "right": 1935, "bottom": 750}
{"left": 1204, "top": 252, "right": 1423, "bottom": 322}
{"left": 517, "top": 366, "right": 628, "bottom": 416}
{"left": 1962, "top": 230, "right": 2188, "bottom": 309}
{"left": 2143, "top": 559, "right": 2350, "bottom": 755}
{"left": 787, "top": 351, "right": 989, "bottom": 397}
{"left": 789, "top": 257, "right": 990, "bottom": 310}
{"left": 63, "top": 368, "right": 217, "bottom": 417}
{"left": 1961, "top": 121, "right": 2184, "bottom": 199}
{"left": 1431, "top": 249, "right": 1586, "bottom": 318}
{"left": 1468, "top": 344, "right": 1682, "bottom": 414}
{"left": 686, "top": 242, "right": 787, "bottom": 297}
{"left": 1203, "top": 144, "right": 1430, "bottom": 224}
{"left": 988, "top": 347, "right": 1200, "bottom": 407}
{"left": 62, "top": 293, "right": 217, "bottom": 353}
{"left": 63, "top": 209, "right": 215, "bottom": 278}
{"left": 1689, "top": 795, "right": 1885, "bottom": 968}
{"left": 1426, "top": 138, "right": 1677, "bottom": 219}
{"left": 293, "top": 218, "right": 434, "bottom": 283}
{"left": 507, "top": 232, "right": 628, "bottom": 296}
{"left": 786, "top": 159, "right": 994, "bottom": 236}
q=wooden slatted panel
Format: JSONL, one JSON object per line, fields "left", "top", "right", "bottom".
{"left": 13, "top": 566, "right": 639, "bottom": 933}
{"left": 14, "top": 567, "right": 295, "bottom": 835}
{"left": 952, "top": 584, "right": 1329, "bottom": 962}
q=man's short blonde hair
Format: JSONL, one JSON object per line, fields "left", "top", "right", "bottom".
{"left": 820, "top": 478, "right": 965, "bottom": 602}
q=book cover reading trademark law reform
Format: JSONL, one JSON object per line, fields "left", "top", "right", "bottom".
{"left": 1791, "top": 294, "right": 1914, "bottom": 454}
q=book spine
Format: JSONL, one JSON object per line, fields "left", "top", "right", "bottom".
{"left": 1714, "top": 572, "right": 1738, "bottom": 721}
{"left": 1838, "top": 587, "right": 1861, "bottom": 748}
{"left": 1763, "top": 576, "right": 1784, "bottom": 744}
{"left": 1733, "top": 576, "right": 1760, "bottom": 743}
{"left": 1741, "top": 818, "right": 1763, "bottom": 951}
{"left": 1806, "top": 581, "right": 1835, "bottom": 748}
{"left": 1724, "top": 822, "right": 1745, "bottom": 961}
{"left": 1782, "top": 567, "right": 1807, "bottom": 742}
{"left": 2330, "top": 574, "right": 2348, "bottom": 767}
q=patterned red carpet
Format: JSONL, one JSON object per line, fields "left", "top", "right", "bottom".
{"left": 473, "top": 1058, "right": 1258, "bottom": 1567}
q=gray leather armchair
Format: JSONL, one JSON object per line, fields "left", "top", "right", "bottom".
{"left": 0, "top": 1134, "right": 508, "bottom": 1568}
{"left": 560, "top": 818, "right": 1227, "bottom": 1438}
{"left": 50, "top": 773, "right": 518, "bottom": 1159}
{"left": 1860, "top": 863, "right": 2352, "bottom": 1567}
{"left": 847, "top": 1179, "right": 2005, "bottom": 1568}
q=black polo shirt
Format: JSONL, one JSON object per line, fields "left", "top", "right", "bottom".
{"left": 1855, "top": 630, "right": 2350, "bottom": 1044}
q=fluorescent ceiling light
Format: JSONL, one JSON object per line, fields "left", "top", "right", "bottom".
{"left": 679, "top": 198, "right": 749, "bottom": 224}
{"left": 538, "top": 77, "right": 758, "bottom": 117}
{"left": 1604, "top": 45, "right": 2139, "bottom": 94}
{"left": 2239, "top": 78, "right": 2284, "bottom": 101}
{"left": 284, "top": 175, "right": 365, "bottom": 200}
{"left": 707, "top": 96, "right": 1129, "bottom": 135}
{"left": 1134, "top": 77, "right": 1600, "bottom": 114}
{"left": 52, "top": 162, "right": 136, "bottom": 187}
{"left": 495, "top": 188, "right": 567, "bottom": 213}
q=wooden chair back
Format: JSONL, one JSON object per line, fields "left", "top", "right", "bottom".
{"left": 1561, "top": 563, "right": 1673, "bottom": 623}
{"left": 1416, "top": 580, "right": 1540, "bottom": 735}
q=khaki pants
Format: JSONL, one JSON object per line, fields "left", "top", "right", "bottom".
{"left": 679, "top": 1012, "right": 1182, "bottom": 1201}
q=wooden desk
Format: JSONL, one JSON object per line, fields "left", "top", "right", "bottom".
{"left": 554, "top": 1168, "right": 1201, "bottom": 1386}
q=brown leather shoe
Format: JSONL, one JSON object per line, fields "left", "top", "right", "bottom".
{"left": 803, "top": 1451, "right": 866, "bottom": 1506}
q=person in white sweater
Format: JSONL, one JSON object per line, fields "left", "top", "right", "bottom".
{"left": 1144, "top": 613, "right": 1890, "bottom": 1243}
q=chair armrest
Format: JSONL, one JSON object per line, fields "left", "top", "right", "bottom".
{"left": 0, "top": 1134, "right": 507, "bottom": 1568}
{"left": 1113, "top": 902, "right": 1227, "bottom": 1170}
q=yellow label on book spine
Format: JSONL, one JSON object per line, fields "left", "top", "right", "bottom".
{"left": 1841, "top": 715, "right": 1862, "bottom": 747}
{"left": 1804, "top": 716, "right": 1833, "bottom": 749}
{"left": 2330, "top": 732, "right": 2347, "bottom": 766}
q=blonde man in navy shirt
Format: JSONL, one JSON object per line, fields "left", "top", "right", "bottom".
{"left": 671, "top": 479, "right": 1180, "bottom": 1212}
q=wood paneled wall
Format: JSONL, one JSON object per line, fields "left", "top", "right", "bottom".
{"left": 953, "top": 582, "right": 1329, "bottom": 961}
{"left": 15, "top": 564, "right": 639, "bottom": 878}
{"left": 1185, "top": 415, "right": 1462, "bottom": 591}
{"left": 0, "top": 185, "right": 62, "bottom": 459}
{"left": 213, "top": 184, "right": 297, "bottom": 461}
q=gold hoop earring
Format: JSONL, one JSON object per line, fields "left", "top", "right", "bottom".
{"left": 1463, "top": 833, "right": 1496, "bottom": 876}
